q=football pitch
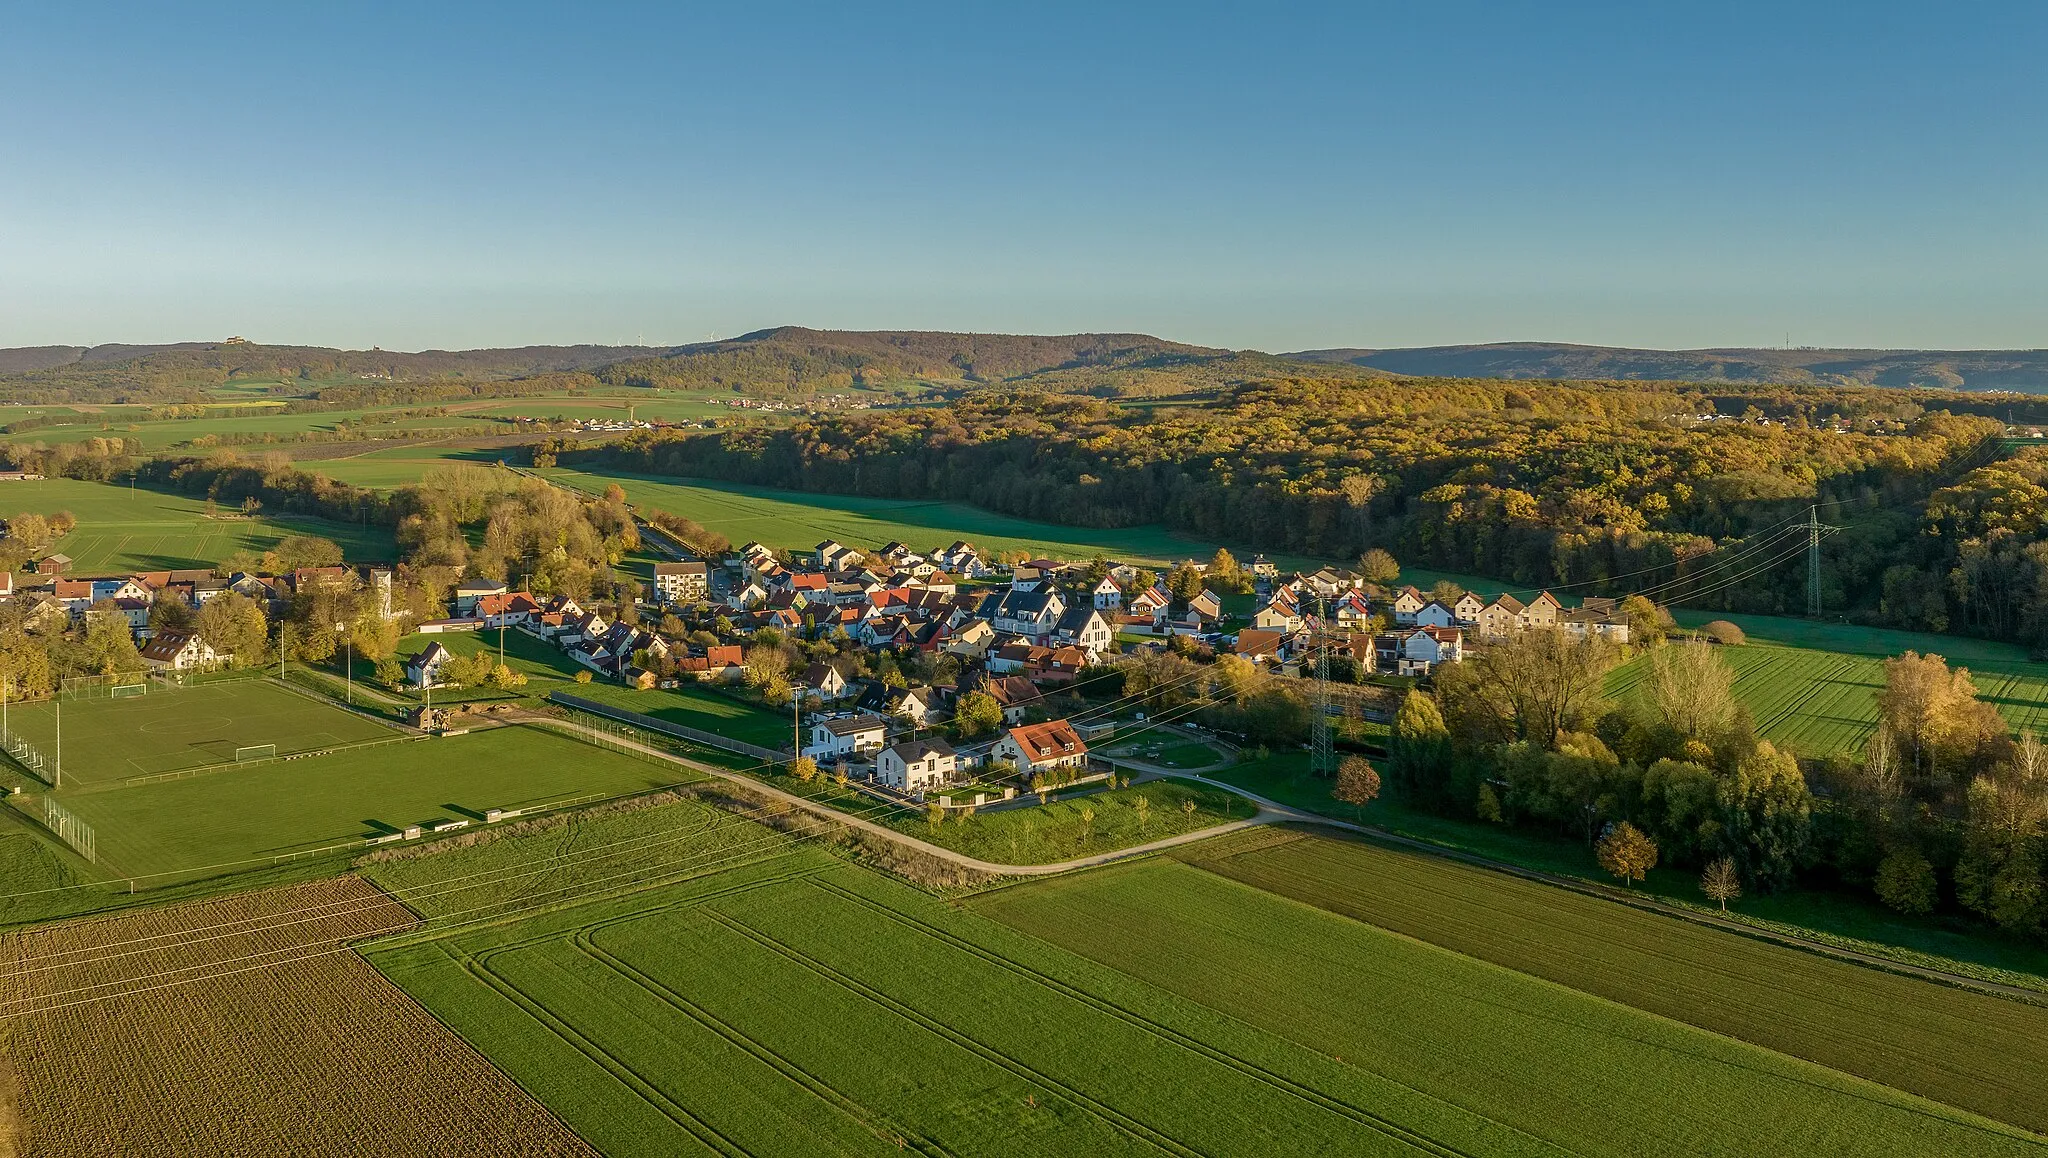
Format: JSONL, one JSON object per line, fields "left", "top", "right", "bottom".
{"left": 2, "top": 679, "right": 395, "bottom": 786}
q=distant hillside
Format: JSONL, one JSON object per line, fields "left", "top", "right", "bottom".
{"left": 594, "top": 326, "right": 1387, "bottom": 397}
{"left": 0, "top": 341, "right": 665, "bottom": 403}
{"left": 1288, "top": 343, "right": 2048, "bottom": 392}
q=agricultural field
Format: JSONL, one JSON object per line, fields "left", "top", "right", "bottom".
{"left": 0, "top": 877, "right": 595, "bottom": 1157}
{"left": 557, "top": 680, "right": 794, "bottom": 749}
{"left": 2, "top": 678, "right": 396, "bottom": 785}
{"left": 1607, "top": 642, "right": 2048, "bottom": 757}
{"left": 362, "top": 797, "right": 2041, "bottom": 1158}
{"left": 0, "top": 477, "right": 395, "bottom": 570}
{"left": 536, "top": 466, "right": 1314, "bottom": 569}
{"left": 1174, "top": 826, "right": 2048, "bottom": 1136}
{"left": 976, "top": 856, "right": 2047, "bottom": 1156}
{"left": 45, "top": 725, "right": 684, "bottom": 879}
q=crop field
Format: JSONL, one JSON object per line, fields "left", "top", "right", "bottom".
{"left": 0, "top": 877, "right": 595, "bottom": 1157}
{"left": 1175, "top": 826, "right": 2048, "bottom": 1136}
{"left": 1607, "top": 642, "right": 2048, "bottom": 757}
{"left": 50, "top": 726, "right": 683, "bottom": 878}
{"left": 974, "top": 856, "right": 2046, "bottom": 1156}
{"left": 359, "top": 795, "right": 2043, "bottom": 1158}
{"left": 536, "top": 466, "right": 1313, "bottom": 568}
{"left": 0, "top": 478, "right": 395, "bottom": 570}
{"left": 3, "top": 678, "right": 395, "bottom": 785}
{"left": 557, "top": 680, "right": 793, "bottom": 749}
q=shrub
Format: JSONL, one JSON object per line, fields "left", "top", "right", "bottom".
{"left": 1699, "top": 620, "right": 1747, "bottom": 646}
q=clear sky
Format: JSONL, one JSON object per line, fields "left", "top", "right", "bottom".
{"left": 3, "top": 2, "right": 2043, "bottom": 353}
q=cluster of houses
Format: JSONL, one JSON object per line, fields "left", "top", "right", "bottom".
{"left": 0, "top": 556, "right": 403, "bottom": 673}
{"left": 1241, "top": 568, "right": 1632, "bottom": 676}
{"left": 804, "top": 712, "right": 1093, "bottom": 798}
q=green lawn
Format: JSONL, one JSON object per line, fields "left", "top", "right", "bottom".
{"left": 362, "top": 799, "right": 2044, "bottom": 1157}
{"left": 1172, "top": 827, "right": 2048, "bottom": 1136}
{"left": 3, "top": 678, "right": 394, "bottom": 785}
{"left": 387, "top": 627, "right": 588, "bottom": 696}
{"left": 1099, "top": 737, "right": 1226, "bottom": 769}
{"left": 558, "top": 680, "right": 794, "bottom": 749}
{"left": 0, "top": 478, "right": 395, "bottom": 571}
{"left": 1607, "top": 641, "right": 2048, "bottom": 757}
{"left": 535, "top": 466, "right": 1317, "bottom": 569}
{"left": 54, "top": 725, "right": 682, "bottom": 878}
{"left": 902, "top": 779, "right": 1241, "bottom": 865}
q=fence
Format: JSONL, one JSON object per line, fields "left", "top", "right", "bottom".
{"left": 548, "top": 692, "right": 790, "bottom": 763}
{"left": 37, "top": 797, "right": 95, "bottom": 863}
{"left": 61, "top": 673, "right": 150, "bottom": 701}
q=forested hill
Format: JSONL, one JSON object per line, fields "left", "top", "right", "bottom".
{"left": 590, "top": 326, "right": 1384, "bottom": 396}
{"left": 549, "top": 379, "right": 2048, "bottom": 650}
{"left": 0, "top": 342, "right": 663, "bottom": 402}
{"left": 1289, "top": 343, "right": 2048, "bottom": 392}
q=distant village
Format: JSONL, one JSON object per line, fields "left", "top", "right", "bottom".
{"left": 0, "top": 530, "right": 1638, "bottom": 806}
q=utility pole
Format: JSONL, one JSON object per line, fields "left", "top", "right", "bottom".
{"left": 1311, "top": 594, "right": 1335, "bottom": 778}
{"left": 1805, "top": 504, "right": 1838, "bottom": 617}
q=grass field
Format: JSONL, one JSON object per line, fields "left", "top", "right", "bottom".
{"left": 1206, "top": 749, "right": 2048, "bottom": 984}
{"left": 1607, "top": 642, "right": 2048, "bottom": 757}
{"left": 890, "top": 779, "right": 1242, "bottom": 865}
{"left": 50, "top": 725, "right": 685, "bottom": 878}
{"left": 3, "top": 679, "right": 395, "bottom": 785}
{"left": 559, "top": 680, "right": 794, "bottom": 749}
{"left": 389, "top": 627, "right": 589, "bottom": 695}
{"left": 362, "top": 797, "right": 2042, "bottom": 1157}
{"left": 0, "top": 878, "right": 593, "bottom": 1157}
{"left": 1174, "top": 826, "right": 2048, "bottom": 1136}
{"left": 535, "top": 466, "right": 1316, "bottom": 568}
{"left": 1099, "top": 737, "right": 1226, "bottom": 768}
{"left": 0, "top": 477, "right": 395, "bottom": 570}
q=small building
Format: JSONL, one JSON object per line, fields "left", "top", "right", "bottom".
{"left": 995, "top": 719, "right": 1089, "bottom": 777}
{"left": 875, "top": 738, "right": 957, "bottom": 794}
{"left": 139, "top": 628, "right": 223, "bottom": 672}
{"left": 454, "top": 580, "right": 509, "bottom": 616}
{"left": 406, "top": 641, "right": 455, "bottom": 689}
{"left": 805, "top": 714, "right": 888, "bottom": 760}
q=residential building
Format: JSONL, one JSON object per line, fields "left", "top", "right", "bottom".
{"left": 995, "top": 719, "right": 1089, "bottom": 777}
{"left": 875, "top": 738, "right": 957, "bottom": 794}
{"left": 653, "top": 560, "right": 709, "bottom": 606}
{"left": 406, "top": 642, "right": 455, "bottom": 689}
{"left": 139, "top": 628, "right": 223, "bottom": 672}
{"left": 806, "top": 715, "right": 888, "bottom": 760}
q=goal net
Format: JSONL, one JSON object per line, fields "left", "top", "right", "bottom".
{"left": 235, "top": 743, "right": 278, "bottom": 763}
{"left": 61, "top": 673, "right": 150, "bottom": 701}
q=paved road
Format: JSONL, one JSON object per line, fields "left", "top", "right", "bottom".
{"left": 531, "top": 717, "right": 1279, "bottom": 876}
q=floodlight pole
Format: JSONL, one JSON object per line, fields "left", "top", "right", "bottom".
{"left": 53, "top": 694, "right": 60, "bottom": 789}
{"left": 335, "top": 621, "right": 351, "bottom": 705}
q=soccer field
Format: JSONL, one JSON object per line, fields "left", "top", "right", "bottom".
{"left": 3, "top": 679, "right": 396, "bottom": 785}
{"left": 59, "top": 726, "right": 689, "bottom": 878}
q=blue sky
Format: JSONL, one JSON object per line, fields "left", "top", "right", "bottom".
{"left": 3, "top": 2, "right": 2043, "bottom": 352}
